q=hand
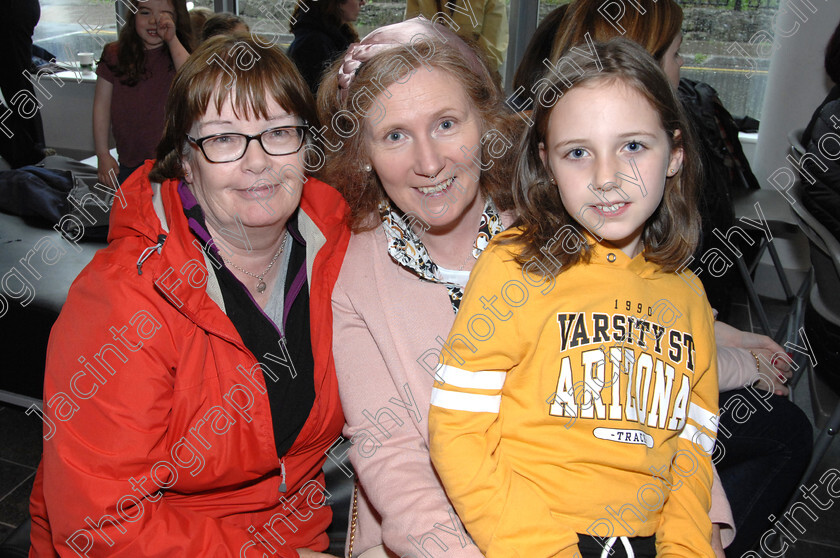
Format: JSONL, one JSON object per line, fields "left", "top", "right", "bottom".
{"left": 751, "top": 348, "right": 793, "bottom": 396}
{"left": 711, "top": 524, "right": 726, "bottom": 558}
{"left": 714, "top": 321, "right": 792, "bottom": 395}
{"left": 97, "top": 153, "right": 119, "bottom": 186}
{"left": 297, "top": 550, "right": 340, "bottom": 558}
{"left": 157, "top": 13, "right": 189, "bottom": 69}
{"left": 713, "top": 320, "right": 781, "bottom": 353}
{"left": 157, "top": 12, "right": 177, "bottom": 45}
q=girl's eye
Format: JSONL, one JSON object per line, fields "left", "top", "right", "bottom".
{"left": 567, "top": 148, "right": 587, "bottom": 159}
{"left": 625, "top": 141, "right": 644, "bottom": 153}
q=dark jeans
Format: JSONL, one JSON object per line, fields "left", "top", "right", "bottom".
{"left": 804, "top": 302, "right": 840, "bottom": 394}
{"left": 716, "top": 389, "right": 813, "bottom": 557}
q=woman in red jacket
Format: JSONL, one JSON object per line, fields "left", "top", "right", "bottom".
{"left": 29, "top": 34, "right": 349, "bottom": 557}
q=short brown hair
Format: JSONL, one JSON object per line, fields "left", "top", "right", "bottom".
{"left": 201, "top": 13, "right": 249, "bottom": 42}
{"left": 551, "top": 0, "right": 683, "bottom": 63}
{"left": 189, "top": 7, "right": 213, "bottom": 44}
{"left": 150, "top": 34, "right": 315, "bottom": 182}
{"left": 316, "top": 37, "right": 520, "bottom": 232}
{"left": 508, "top": 38, "right": 701, "bottom": 273}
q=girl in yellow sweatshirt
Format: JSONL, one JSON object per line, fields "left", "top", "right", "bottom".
{"left": 429, "top": 38, "right": 718, "bottom": 558}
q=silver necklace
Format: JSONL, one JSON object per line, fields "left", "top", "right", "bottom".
{"left": 223, "top": 231, "right": 288, "bottom": 293}
{"left": 457, "top": 248, "right": 477, "bottom": 271}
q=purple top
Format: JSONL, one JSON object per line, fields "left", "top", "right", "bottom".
{"left": 97, "top": 44, "right": 175, "bottom": 167}
{"left": 177, "top": 181, "right": 308, "bottom": 335}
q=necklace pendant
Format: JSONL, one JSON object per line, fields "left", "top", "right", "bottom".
{"left": 257, "top": 280, "right": 267, "bottom": 293}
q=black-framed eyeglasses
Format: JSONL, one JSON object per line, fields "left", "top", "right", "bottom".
{"left": 186, "top": 124, "right": 308, "bottom": 163}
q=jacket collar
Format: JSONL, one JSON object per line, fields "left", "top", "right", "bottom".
{"left": 111, "top": 162, "right": 349, "bottom": 332}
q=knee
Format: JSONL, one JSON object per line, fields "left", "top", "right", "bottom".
{"left": 770, "top": 396, "right": 813, "bottom": 458}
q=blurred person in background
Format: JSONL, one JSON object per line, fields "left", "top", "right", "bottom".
{"left": 201, "top": 12, "right": 250, "bottom": 42}
{"left": 404, "top": 0, "right": 508, "bottom": 73}
{"left": 93, "top": 0, "right": 192, "bottom": 185}
{"left": 288, "top": 0, "right": 363, "bottom": 93}
{"left": 189, "top": 6, "right": 213, "bottom": 45}
{"left": 799, "top": 18, "right": 840, "bottom": 398}
{"left": 0, "top": 0, "right": 46, "bottom": 168}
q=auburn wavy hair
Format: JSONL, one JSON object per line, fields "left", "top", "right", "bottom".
{"left": 316, "top": 37, "right": 521, "bottom": 232}
{"left": 550, "top": 0, "right": 683, "bottom": 63}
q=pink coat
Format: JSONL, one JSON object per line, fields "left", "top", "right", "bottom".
{"left": 332, "top": 223, "right": 735, "bottom": 557}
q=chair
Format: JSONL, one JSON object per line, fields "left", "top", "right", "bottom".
{"left": 730, "top": 190, "right": 797, "bottom": 339}
{"left": 0, "top": 518, "right": 30, "bottom": 558}
{"left": 769, "top": 128, "right": 815, "bottom": 352}
{"left": 783, "top": 128, "right": 818, "bottom": 392}
{"left": 788, "top": 182, "right": 840, "bottom": 485}
{"left": 727, "top": 142, "right": 805, "bottom": 343}
{"left": 788, "top": 127, "right": 807, "bottom": 159}
{"left": 724, "top": 132, "right": 805, "bottom": 342}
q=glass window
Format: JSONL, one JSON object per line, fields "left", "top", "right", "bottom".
{"left": 355, "top": 0, "right": 408, "bottom": 38}
{"left": 237, "top": 0, "right": 296, "bottom": 49}
{"left": 680, "top": 0, "right": 779, "bottom": 118}
{"left": 34, "top": 0, "right": 118, "bottom": 63}
{"left": 237, "top": 0, "right": 407, "bottom": 49}
{"left": 531, "top": 0, "right": 780, "bottom": 119}
{"left": 538, "top": 0, "right": 565, "bottom": 23}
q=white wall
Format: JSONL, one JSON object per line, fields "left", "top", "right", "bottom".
{"left": 35, "top": 70, "right": 99, "bottom": 159}
{"left": 753, "top": 0, "right": 840, "bottom": 184}
{"left": 745, "top": 1, "right": 840, "bottom": 299}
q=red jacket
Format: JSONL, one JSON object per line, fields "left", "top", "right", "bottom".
{"left": 29, "top": 162, "right": 350, "bottom": 557}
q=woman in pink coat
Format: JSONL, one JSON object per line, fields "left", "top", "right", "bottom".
{"left": 318, "top": 18, "right": 518, "bottom": 558}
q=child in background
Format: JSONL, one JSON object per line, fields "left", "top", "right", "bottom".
{"left": 189, "top": 6, "right": 213, "bottom": 42}
{"left": 94, "top": 0, "right": 191, "bottom": 185}
{"left": 201, "top": 12, "right": 250, "bottom": 42}
{"left": 429, "top": 38, "right": 718, "bottom": 558}
{"left": 404, "top": 0, "right": 508, "bottom": 73}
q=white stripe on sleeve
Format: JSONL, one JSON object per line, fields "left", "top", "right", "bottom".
{"left": 679, "top": 423, "right": 716, "bottom": 455}
{"left": 688, "top": 402, "right": 719, "bottom": 434}
{"left": 430, "top": 387, "right": 502, "bottom": 413}
{"left": 436, "top": 365, "right": 506, "bottom": 391}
